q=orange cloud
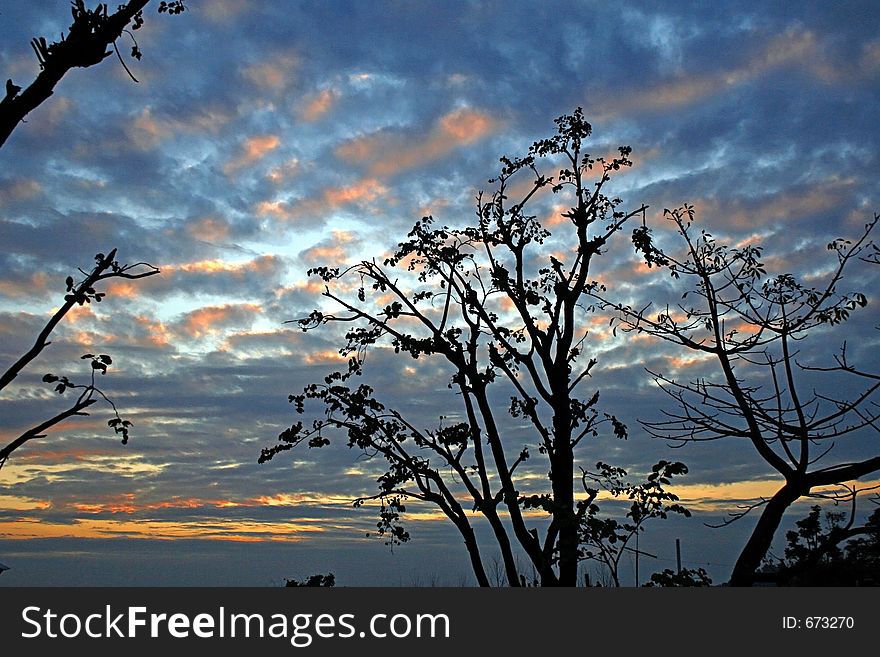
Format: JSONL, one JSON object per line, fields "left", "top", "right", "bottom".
{"left": 300, "top": 230, "right": 358, "bottom": 265}
{"left": 168, "top": 255, "right": 280, "bottom": 277}
{"left": 103, "top": 280, "right": 140, "bottom": 299}
{"left": 0, "top": 177, "right": 42, "bottom": 206}
{"left": 0, "top": 271, "right": 49, "bottom": 298}
{"left": 179, "top": 303, "right": 262, "bottom": 339}
{"left": 669, "top": 479, "right": 880, "bottom": 512}
{"left": 336, "top": 107, "right": 500, "bottom": 178}
{"left": 541, "top": 203, "right": 571, "bottom": 228}
{"left": 300, "top": 244, "right": 347, "bottom": 263}
{"left": 224, "top": 134, "right": 281, "bottom": 175}
{"left": 255, "top": 178, "right": 388, "bottom": 224}
{"left": 130, "top": 106, "right": 235, "bottom": 150}
{"left": 275, "top": 278, "right": 327, "bottom": 299}
{"left": 139, "top": 315, "right": 173, "bottom": 348}
{"left": 242, "top": 51, "right": 299, "bottom": 90}
{"left": 590, "top": 29, "right": 820, "bottom": 119}
{"left": 437, "top": 108, "right": 496, "bottom": 144}
{"left": 64, "top": 303, "right": 98, "bottom": 324}
{"left": 255, "top": 199, "right": 296, "bottom": 220}
{"left": 68, "top": 491, "right": 352, "bottom": 516}
{"left": 73, "top": 495, "right": 247, "bottom": 515}
{"left": 303, "top": 349, "right": 348, "bottom": 365}
{"left": 694, "top": 177, "right": 856, "bottom": 230}
{"left": 0, "top": 517, "right": 326, "bottom": 542}
{"left": 0, "top": 494, "right": 51, "bottom": 511}
{"left": 663, "top": 352, "right": 713, "bottom": 372}
{"left": 299, "top": 88, "right": 338, "bottom": 122}
{"left": 323, "top": 178, "right": 388, "bottom": 205}
{"left": 131, "top": 107, "right": 169, "bottom": 150}
{"left": 186, "top": 217, "right": 231, "bottom": 242}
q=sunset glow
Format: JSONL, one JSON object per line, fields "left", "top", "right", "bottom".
{"left": 1, "top": 1, "right": 878, "bottom": 587}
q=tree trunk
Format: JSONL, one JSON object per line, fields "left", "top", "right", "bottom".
{"left": 729, "top": 482, "right": 803, "bottom": 586}
{"left": 459, "top": 522, "right": 490, "bottom": 587}
{"left": 553, "top": 459, "right": 578, "bottom": 585}
{"left": 552, "top": 408, "right": 578, "bottom": 586}
{"left": 482, "top": 505, "right": 522, "bottom": 586}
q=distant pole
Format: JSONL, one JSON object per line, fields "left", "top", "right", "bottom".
{"left": 675, "top": 538, "right": 682, "bottom": 574}
{"left": 635, "top": 529, "right": 640, "bottom": 586}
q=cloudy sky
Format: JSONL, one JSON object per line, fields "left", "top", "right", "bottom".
{"left": 1, "top": 0, "right": 878, "bottom": 586}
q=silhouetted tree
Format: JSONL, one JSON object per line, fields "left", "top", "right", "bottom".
{"left": 0, "top": 250, "right": 158, "bottom": 469}
{"left": 761, "top": 499, "right": 880, "bottom": 585}
{"left": 643, "top": 567, "right": 712, "bottom": 587}
{"left": 261, "top": 109, "right": 690, "bottom": 586}
{"left": 580, "top": 459, "right": 690, "bottom": 586}
{"left": 609, "top": 207, "right": 880, "bottom": 585}
{"left": 285, "top": 573, "right": 336, "bottom": 587}
{"left": 0, "top": 0, "right": 186, "bottom": 147}
{"left": 0, "top": 2, "right": 181, "bottom": 467}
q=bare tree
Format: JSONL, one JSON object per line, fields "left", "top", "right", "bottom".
{"left": 609, "top": 206, "right": 880, "bottom": 585}
{"left": 0, "top": 249, "right": 158, "bottom": 469}
{"left": 261, "top": 109, "right": 691, "bottom": 586}
{"left": 0, "top": 0, "right": 186, "bottom": 148}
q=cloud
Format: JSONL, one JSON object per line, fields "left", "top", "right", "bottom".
{"left": 298, "top": 88, "right": 339, "bottom": 122}
{"left": 31, "top": 96, "right": 74, "bottom": 137}
{"left": 145, "top": 255, "right": 288, "bottom": 300}
{"left": 130, "top": 106, "right": 237, "bottom": 151}
{"left": 299, "top": 230, "right": 359, "bottom": 265}
{"left": 200, "top": 0, "right": 249, "bottom": 23}
{"left": 131, "top": 314, "right": 175, "bottom": 349}
{"left": 335, "top": 107, "right": 501, "bottom": 178}
{"left": 589, "top": 28, "right": 822, "bottom": 119}
{"left": 131, "top": 108, "right": 170, "bottom": 151}
{"left": 186, "top": 217, "right": 231, "bottom": 243}
{"left": 322, "top": 178, "right": 388, "bottom": 206}
{"left": 0, "top": 178, "right": 43, "bottom": 207}
{"left": 177, "top": 303, "right": 263, "bottom": 339}
{"left": 266, "top": 158, "right": 300, "bottom": 184}
{"left": 693, "top": 177, "right": 859, "bottom": 231}
{"left": 254, "top": 178, "right": 389, "bottom": 224}
{"left": 218, "top": 329, "right": 302, "bottom": 357}
{"left": 0, "top": 271, "right": 49, "bottom": 299}
{"left": 223, "top": 134, "right": 281, "bottom": 175}
{"left": 0, "top": 516, "right": 329, "bottom": 542}
{"left": 241, "top": 52, "right": 299, "bottom": 91}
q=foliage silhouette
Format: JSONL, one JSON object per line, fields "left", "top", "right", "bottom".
{"left": 760, "top": 500, "right": 879, "bottom": 585}
{"left": 0, "top": 0, "right": 186, "bottom": 147}
{"left": 261, "top": 109, "right": 691, "bottom": 586}
{"left": 284, "top": 573, "right": 336, "bottom": 588}
{"left": 643, "top": 567, "right": 712, "bottom": 587}
{"left": 606, "top": 207, "right": 880, "bottom": 585}
{"left": 0, "top": 250, "right": 159, "bottom": 469}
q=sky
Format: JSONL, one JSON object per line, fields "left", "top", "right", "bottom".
{"left": 0, "top": 0, "right": 879, "bottom": 586}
